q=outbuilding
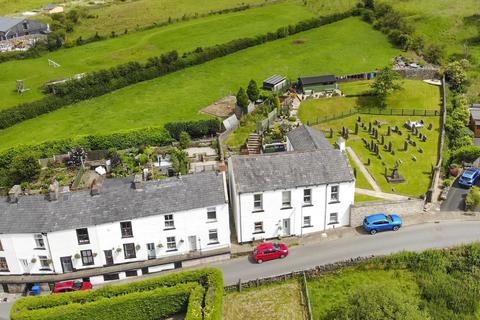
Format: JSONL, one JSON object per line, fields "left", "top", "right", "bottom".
{"left": 263, "top": 75, "right": 288, "bottom": 92}
{"left": 298, "top": 74, "right": 338, "bottom": 94}
{"left": 42, "top": 4, "right": 64, "bottom": 14}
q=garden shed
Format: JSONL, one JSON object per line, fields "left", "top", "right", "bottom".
{"left": 263, "top": 75, "right": 288, "bottom": 92}
{"left": 298, "top": 74, "right": 337, "bottom": 94}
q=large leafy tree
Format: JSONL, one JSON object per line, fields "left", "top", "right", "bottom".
{"left": 371, "top": 67, "right": 402, "bottom": 107}
{"left": 170, "top": 148, "right": 190, "bottom": 175}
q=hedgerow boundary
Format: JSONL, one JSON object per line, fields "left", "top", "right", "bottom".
{"left": 10, "top": 268, "right": 223, "bottom": 320}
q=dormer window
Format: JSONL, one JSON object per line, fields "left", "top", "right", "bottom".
{"left": 34, "top": 234, "right": 45, "bottom": 249}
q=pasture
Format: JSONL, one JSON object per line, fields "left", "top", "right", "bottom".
{"left": 0, "top": 17, "right": 399, "bottom": 151}
{"left": 0, "top": 1, "right": 315, "bottom": 110}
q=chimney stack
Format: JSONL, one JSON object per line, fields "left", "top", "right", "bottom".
{"left": 8, "top": 185, "right": 21, "bottom": 203}
{"left": 60, "top": 186, "right": 70, "bottom": 201}
{"left": 90, "top": 179, "right": 101, "bottom": 196}
{"left": 48, "top": 179, "right": 59, "bottom": 201}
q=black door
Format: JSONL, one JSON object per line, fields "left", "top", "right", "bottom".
{"left": 104, "top": 250, "right": 114, "bottom": 266}
{"left": 60, "top": 256, "right": 73, "bottom": 273}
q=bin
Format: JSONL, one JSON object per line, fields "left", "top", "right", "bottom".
{"left": 31, "top": 285, "right": 41, "bottom": 296}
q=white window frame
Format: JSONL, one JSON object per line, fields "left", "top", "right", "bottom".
{"left": 0, "top": 257, "right": 8, "bottom": 271}
{"left": 81, "top": 250, "right": 94, "bottom": 265}
{"left": 120, "top": 221, "right": 133, "bottom": 238}
{"left": 207, "top": 207, "right": 217, "bottom": 221}
{"left": 123, "top": 243, "right": 136, "bottom": 259}
{"left": 208, "top": 229, "right": 218, "bottom": 243}
{"left": 39, "top": 255, "right": 50, "bottom": 269}
{"left": 303, "top": 216, "right": 311, "bottom": 227}
{"left": 166, "top": 236, "right": 177, "bottom": 250}
{"left": 254, "top": 221, "right": 263, "bottom": 233}
{"left": 34, "top": 234, "right": 45, "bottom": 249}
{"left": 282, "top": 191, "right": 291, "bottom": 208}
{"left": 329, "top": 212, "right": 339, "bottom": 224}
{"left": 330, "top": 185, "right": 339, "bottom": 202}
{"left": 164, "top": 214, "right": 175, "bottom": 229}
{"left": 303, "top": 189, "right": 312, "bottom": 205}
{"left": 253, "top": 194, "right": 263, "bottom": 211}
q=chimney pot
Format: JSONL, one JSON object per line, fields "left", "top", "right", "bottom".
{"left": 49, "top": 179, "right": 59, "bottom": 201}
{"left": 8, "top": 185, "right": 21, "bottom": 203}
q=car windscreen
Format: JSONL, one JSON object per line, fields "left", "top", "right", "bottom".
{"left": 387, "top": 215, "right": 393, "bottom": 222}
{"left": 273, "top": 243, "right": 281, "bottom": 250}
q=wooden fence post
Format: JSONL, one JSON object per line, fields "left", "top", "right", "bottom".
{"left": 237, "top": 278, "right": 242, "bottom": 292}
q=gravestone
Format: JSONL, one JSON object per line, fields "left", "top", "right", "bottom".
{"left": 387, "top": 126, "right": 391, "bottom": 136}
{"left": 367, "top": 158, "right": 371, "bottom": 166}
{"left": 427, "top": 123, "right": 433, "bottom": 130}
{"left": 355, "top": 122, "right": 359, "bottom": 135}
{"left": 380, "top": 135, "right": 385, "bottom": 145}
{"left": 404, "top": 141, "right": 408, "bottom": 151}
{"left": 368, "top": 122, "right": 372, "bottom": 133}
{"left": 387, "top": 164, "right": 406, "bottom": 183}
{"left": 422, "top": 136, "right": 427, "bottom": 142}
{"left": 407, "top": 133, "right": 411, "bottom": 140}
{"left": 330, "top": 128, "right": 333, "bottom": 138}
{"left": 418, "top": 147, "right": 423, "bottom": 153}
{"left": 357, "top": 116, "right": 361, "bottom": 122}
{"left": 388, "top": 141, "right": 393, "bottom": 152}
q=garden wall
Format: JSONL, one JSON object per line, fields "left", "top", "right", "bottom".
{"left": 395, "top": 68, "right": 439, "bottom": 80}
{"left": 349, "top": 199, "right": 424, "bottom": 226}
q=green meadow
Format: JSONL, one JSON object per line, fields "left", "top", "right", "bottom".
{"left": 0, "top": 17, "right": 399, "bottom": 150}
{"left": 0, "top": 1, "right": 315, "bottom": 110}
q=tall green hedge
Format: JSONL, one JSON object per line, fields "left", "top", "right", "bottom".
{"left": 165, "top": 119, "right": 222, "bottom": 140}
{"left": 12, "top": 268, "right": 224, "bottom": 320}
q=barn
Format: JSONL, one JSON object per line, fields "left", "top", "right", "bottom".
{"left": 0, "top": 17, "right": 49, "bottom": 41}
{"left": 297, "top": 74, "right": 338, "bottom": 94}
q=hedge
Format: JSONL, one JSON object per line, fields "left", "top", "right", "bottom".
{"left": 12, "top": 283, "right": 197, "bottom": 320}
{"left": 12, "top": 268, "right": 224, "bottom": 320}
{"left": 165, "top": 119, "right": 222, "bottom": 140}
{"left": 0, "top": 10, "right": 353, "bottom": 130}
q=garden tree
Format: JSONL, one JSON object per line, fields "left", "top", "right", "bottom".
{"left": 445, "top": 95, "right": 473, "bottom": 149}
{"left": 371, "top": 67, "right": 402, "bottom": 107}
{"left": 246, "top": 79, "right": 260, "bottom": 102}
{"left": 67, "top": 147, "right": 86, "bottom": 167}
{"left": 424, "top": 44, "right": 446, "bottom": 65}
{"left": 170, "top": 148, "right": 190, "bottom": 175}
{"left": 325, "top": 284, "right": 429, "bottom": 320}
{"left": 9, "top": 152, "right": 41, "bottom": 184}
{"left": 179, "top": 131, "right": 191, "bottom": 149}
{"left": 443, "top": 60, "right": 469, "bottom": 93}
{"left": 236, "top": 87, "right": 250, "bottom": 114}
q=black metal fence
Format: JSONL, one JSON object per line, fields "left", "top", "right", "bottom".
{"left": 306, "top": 108, "right": 441, "bottom": 126}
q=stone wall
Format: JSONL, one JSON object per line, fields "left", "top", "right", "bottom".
{"left": 349, "top": 199, "right": 424, "bottom": 227}
{"left": 395, "top": 68, "right": 439, "bottom": 80}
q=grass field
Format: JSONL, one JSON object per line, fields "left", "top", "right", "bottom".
{"left": 355, "top": 193, "right": 383, "bottom": 202}
{"left": 0, "top": 17, "right": 399, "bottom": 150}
{"left": 298, "top": 80, "right": 441, "bottom": 123}
{"left": 307, "top": 267, "right": 420, "bottom": 319}
{"left": 315, "top": 114, "right": 441, "bottom": 196}
{"left": 347, "top": 153, "right": 373, "bottom": 190}
{"left": 0, "top": 1, "right": 316, "bottom": 110}
{"left": 224, "top": 281, "right": 307, "bottom": 320}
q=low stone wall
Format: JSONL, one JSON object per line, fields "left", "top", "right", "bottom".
{"left": 395, "top": 68, "right": 439, "bottom": 80}
{"left": 350, "top": 199, "right": 424, "bottom": 227}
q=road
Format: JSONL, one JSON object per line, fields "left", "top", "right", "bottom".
{"left": 213, "top": 220, "right": 480, "bottom": 285}
{"left": 440, "top": 178, "right": 469, "bottom": 211}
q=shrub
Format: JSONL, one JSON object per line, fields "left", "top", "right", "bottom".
{"left": 165, "top": 119, "right": 222, "bottom": 140}
{"left": 179, "top": 131, "right": 192, "bottom": 149}
{"left": 236, "top": 87, "right": 250, "bottom": 114}
{"left": 8, "top": 152, "right": 41, "bottom": 185}
{"left": 466, "top": 186, "right": 480, "bottom": 211}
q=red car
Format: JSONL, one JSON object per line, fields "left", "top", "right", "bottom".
{"left": 253, "top": 242, "right": 289, "bottom": 263}
{"left": 52, "top": 280, "right": 93, "bottom": 293}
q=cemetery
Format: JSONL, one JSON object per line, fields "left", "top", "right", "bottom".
{"left": 316, "top": 114, "right": 441, "bottom": 197}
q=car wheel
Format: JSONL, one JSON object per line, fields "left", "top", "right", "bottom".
{"left": 257, "top": 259, "right": 263, "bottom": 264}
{"left": 370, "top": 229, "right": 377, "bottom": 235}
{"left": 280, "top": 254, "right": 286, "bottom": 259}
{"left": 393, "top": 226, "right": 399, "bottom": 231}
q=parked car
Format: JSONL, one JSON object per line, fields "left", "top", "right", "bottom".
{"left": 458, "top": 168, "right": 480, "bottom": 188}
{"left": 253, "top": 242, "right": 289, "bottom": 263}
{"left": 52, "top": 280, "right": 92, "bottom": 293}
{"left": 363, "top": 213, "right": 402, "bottom": 235}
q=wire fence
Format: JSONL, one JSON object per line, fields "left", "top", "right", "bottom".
{"left": 306, "top": 108, "right": 441, "bottom": 126}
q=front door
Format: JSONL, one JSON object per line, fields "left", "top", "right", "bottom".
{"left": 147, "top": 243, "right": 156, "bottom": 260}
{"left": 104, "top": 250, "right": 114, "bottom": 266}
{"left": 188, "top": 236, "right": 197, "bottom": 252}
{"left": 60, "top": 256, "right": 73, "bottom": 273}
{"left": 283, "top": 218, "right": 291, "bottom": 236}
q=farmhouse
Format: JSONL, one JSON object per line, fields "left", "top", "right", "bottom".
{"left": 470, "top": 104, "right": 480, "bottom": 138}
{"left": 0, "top": 172, "right": 230, "bottom": 288}
{"left": 228, "top": 149, "right": 355, "bottom": 243}
{"left": 42, "top": 4, "right": 64, "bottom": 14}
{"left": 0, "top": 17, "right": 49, "bottom": 41}
{"left": 298, "top": 74, "right": 337, "bottom": 94}
{"left": 263, "top": 75, "right": 288, "bottom": 92}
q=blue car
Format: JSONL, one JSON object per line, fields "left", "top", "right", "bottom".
{"left": 458, "top": 168, "right": 480, "bottom": 188}
{"left": 363, "top": 213, "right": 402, "bottom": 235}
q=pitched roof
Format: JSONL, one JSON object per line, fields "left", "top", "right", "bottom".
{"left": 470, "top": 108, "right": 480, "bottom": 121}
{"left": 0, "top": 172, "right": 226, "bottom": 234}
{"left": 230, "top": 150, "right": 354, "bottom": 194}
{"left": 299, "top": 75, "right": 336, "bottom": 86}
{"left": 286, "top": 125, "right": 333, "bottom": 151}
{"left": 263, "top": 75, "right": 286, "bottom": 86}
{"left": 0, "top": 17, "right": 22, "bottom": 32}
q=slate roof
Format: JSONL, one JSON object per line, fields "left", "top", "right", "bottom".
{"left": 470, "top": 107, "right": 480, "bottom": 121}
{"left": 299, "top": 75, "right": 336, "bottom": 86}
{"left": 0, "top": 172, "right": 226, "bottom": 234}
{"left": 263, "top": 75, "right": 286, "bottom": 86}
{"left": 286, "top": 125, "right": 333, "bottom": 151}
{"left": 0, "top": 17, "right": 22, "bottom": 32}
{"left": 230, "top": 150, "right": 354, "bottom": 194}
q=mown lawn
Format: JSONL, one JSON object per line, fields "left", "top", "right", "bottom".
{"left": 315, "top": 114, "right": 441, "bottom": 197}
{"left": 298, "top": 80, "right": 441, "bottom": 123}
{"left": 347, "top": 153, "right": 373, "bottom": 190}
{"left": 355, "top": 193, "right": 383, "bottom": 202}
{"left": 0, "top": 1, "right": 315, "bottom": 110}
{"left": 307, "top": 267, "right": 421, "bottom": 319}
{"left": 224, "top": 281, "right": 307, "bottom": 320}
{"left": 0, "top": 17, "right": 399, "bottom": 150}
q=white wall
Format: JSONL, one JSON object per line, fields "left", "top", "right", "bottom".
{"left": 234, "top": 181, "right": 354, "bottom": 243}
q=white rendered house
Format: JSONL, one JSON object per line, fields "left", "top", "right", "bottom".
{"left": 228, "top": 127, "right": 355, "bottom": 243}
{"left": 0, "top": 172, "right": 229, "bottom": 287}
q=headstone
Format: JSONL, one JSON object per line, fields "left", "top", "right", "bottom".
{"left": 357, "top": 116, "right": 361, "bottom": 122}
{"left": 404, "top": 141, "right": 408, "bottom": 151}
{"left": 423, "top": 136, "right": 427, "bottom": 142}
{"left": 370, "top": 140, "right": 374, "bottom": 151}
{"left": 387, "top": 164, "right": 406, "bottom": 183}
{"left": 398, "top": 130, "right": 402, "bottom": 136}
{"left": 387, "top": 126, "right": 391, "bottom": 136}
{"left": 368, "top": 122, "right": 372, "bottom": 133}
{"left": 395, "top": 125, "right": 399, "bottom": 132}
{"left": 380, "top": 135, "right": 385, "bottom": 145}
{"left": 412, "top": 155, "right": 417, "bottom": 161}
{"left": 427, "top": 123, "right": 433, "bottom": 130}
{"left": 330, "top": 128, "right": 333, "bottom": 138}
{"left": 342, "top": 126, "right": 346, "bottom": 136}
{"left": 388, "top": 141, "right": 393, "bottom": 152}
{"left": 374, "top": 128, "right": 378, "bottom": 139}
{"left": 367, "top": 158, "right": 371, "bottom": 166}
{"left": 355, "top": 122, "right": 359, "bottom": 135}
{"left": 418, "top": 147, "right": 423, "bottom": 153}
{"left": 407, "top": 133, "right": 411, "bottom": 140}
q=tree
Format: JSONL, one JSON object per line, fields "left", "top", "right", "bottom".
{"left": 236, "top": 87, "right": 249, "bottom": 114}
{"left": 371, "top": 67, "right": 402, "bottom": 107}
{"left": 424, "top": 44, "right": 446, "bottom": 65}
{"left": 9, "top": 152, "right": 41, "bottom": 184}
{"left": 362, "top": 0, "right": 375, "bottom": 10}
{"left": 246, "top": 79, "right": 259, "bottom": 102}
{"left": 170, "top": 148, "right": 190, "bottom": 175}
{"left": 325, "top": 284, "right": 429, "bottom": 320}
{"left": 443, "top": 60, "right": 469, "bottom": 93}
{"left": 179, "top": 131, "right": 191, "bottom": 149}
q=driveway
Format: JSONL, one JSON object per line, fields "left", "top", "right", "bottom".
{"left": 440, "top": 178, "right": 469, "bottom": 211}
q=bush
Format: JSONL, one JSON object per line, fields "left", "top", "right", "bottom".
{"left": 165, "top": 119, "right": 222, "bottom": 140}
{"left": 8, "top": 152, "right": 41, "bottom": 185}
{"left": 466, "top": 186, "right": 480, "bottom": 211}
{"left": 179, "top": 131, "right": 192, "bottom": 149}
